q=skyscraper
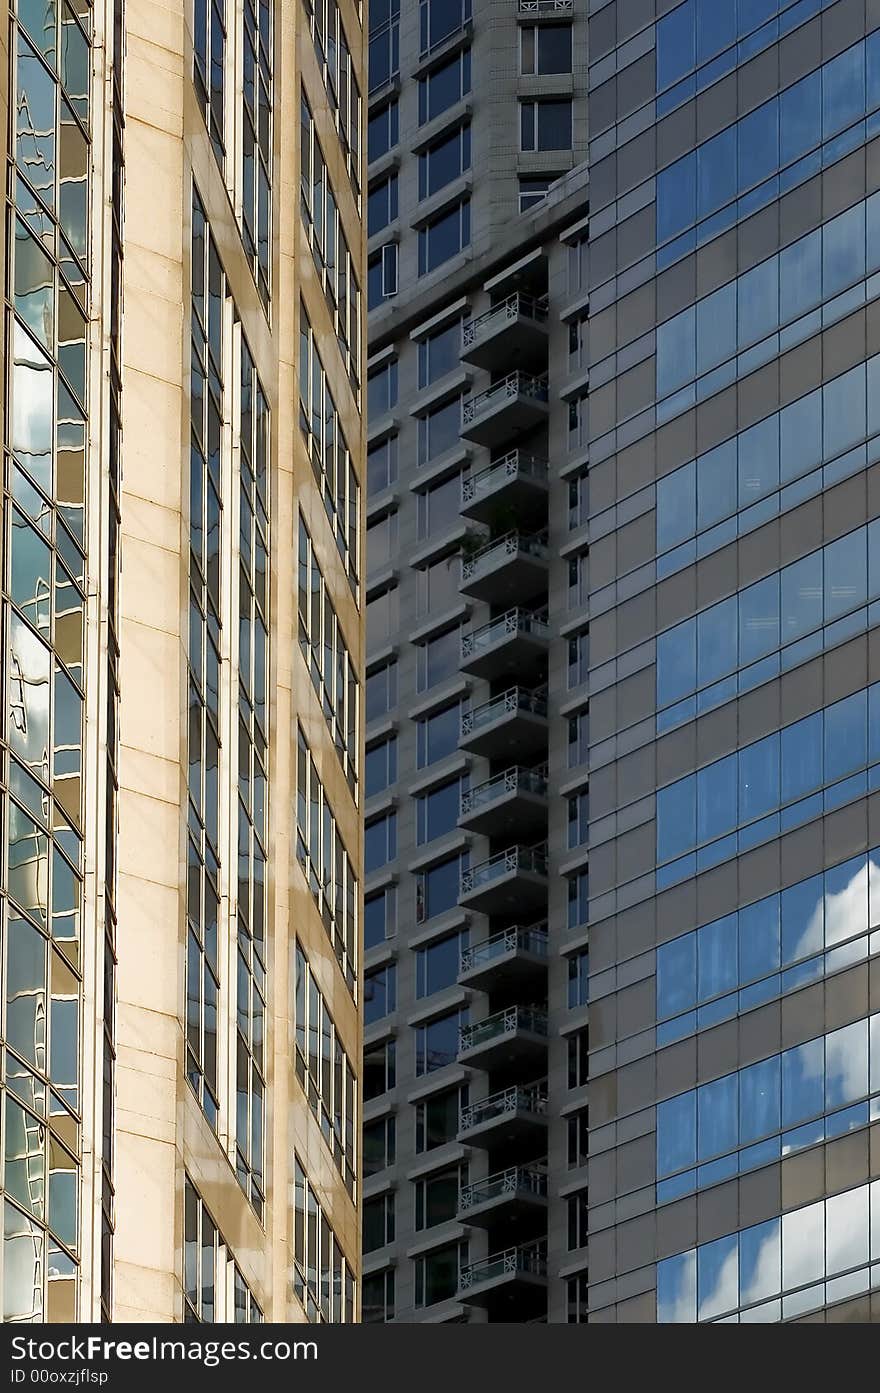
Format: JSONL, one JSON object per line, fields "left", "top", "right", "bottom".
{"left": 586, "top": 0, "right": 880, "bottom": 1325}
{"left": 362, "top": 0, "right": 589, "bottom": 1323}
{"left": 1, "top": 0, "right": 365, "bottom": 1323}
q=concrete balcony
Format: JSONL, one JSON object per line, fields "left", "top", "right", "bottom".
{"left": 459, "top": 608, "right": 549, "bottom": 682}
{"left": 460, "top": 294, "right": 549, "bottom": 373}
{"left": 459, "top": 685, "right": 548, "bottom": 760}
{"left": 460, "top": 450, "right": 549, "bottom": 527}
{"left": 458, "top": 1241, "right": 548, "bottom": 1317}
{"left": 458, "top": 1006, "right": 548, "bottom": 1072}
{"left": 458, "top": 922, "right": 548, "bottom": 994}
{"left": 458, "top": 1081, "right": 548, "bottom": 1150}
{"left": 458, "top": 764, "right": 548, "bottom": 839}
{"left": 459, "top": 530, "right": 549, "bottom": 606}
{"left": 457, "top": 1163, "right": 548, "bottom": 1229}
{"left": 460, "top": 372, "right": 549, "bottom": 449}
{"left": 459, "top": 842, "right": 548, "bottom": 917}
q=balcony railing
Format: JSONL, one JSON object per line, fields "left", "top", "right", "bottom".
{"left": 459, "top": 1164, "right": 548, "bottom": 1212}
{"left": 461, "top": 609, "right": 549, "bottom": 662}
{"left": 461, "top": 685, "right": 547, "bottom": 738}
{"left": 460, "top": 765, "right": 548, "bottom": 818}
{"left": 461, "top": 529, "right": 548, "bottom": 585}
{"left": 461, "top": 450, "right": 549, "bottom": 506}
{"left": 459, "top": 922, "right": 549, "bottom": 975}
{"left": 460, "top": 843, "right": 548, "bottom": 896}
{"left": 460, "top": 1081, "right": 548, "bottom": 1133}
{"left": 459, "top": 1240, "right": 547, "bottom": 1290}
{"left": 518, "top": 0, "right": 573, "bottom": 12}
{"left": 462, "top": 293, "right": 549, "bottom": 350}
{"left": 462, "top": 372, "right": 549, "bottom": 427}
{"left": 459, "top": 1005, "right": 548, "bottom": 1053}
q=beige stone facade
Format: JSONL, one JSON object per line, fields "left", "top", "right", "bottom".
{"left": 0, "top": 0, "right": 365, "bottom": 1324}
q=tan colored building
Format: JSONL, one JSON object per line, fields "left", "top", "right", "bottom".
{"left": 0, "top": 0, "right": 366, "bottom": 1323}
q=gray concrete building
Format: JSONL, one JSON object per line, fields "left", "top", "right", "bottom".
{"left": 586, "top": 0, "right": 880, "bottom": 1326}
{"left": 361, "top": 0, "right": 590, "bottom": 1323}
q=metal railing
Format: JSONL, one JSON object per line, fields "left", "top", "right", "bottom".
{"left": 462, "top": 293, "right": 549, "bottom": 349}
{"left": 460, "top": 608, "right": 549, "bottom": 661}
{"left": 459, "top": 1005, "right": 548, "bottom": 1053}
{"left": 460, "top": 842, "right": 548, "bottom": 896}
{"left": 461, "top": 450, "right": 549, "bottom": 506}
{"left": 459, "top": 922, "right": 549, "bottom": 975}
{"left": 518, "top": 0, "right": 573, "bottom": 12}
{"left": 461, "top": 529, "right": 548, "bottom": 585}
{"left": 459, "top": 1240, "right": 548, "bottom": 1291}
{"left": 460, "top": 684, "right": 548, "bottom": 738}
{"left": 459, "top": 1081, "right": 548, "bottom": 1133}
{"left": 462, "top": 372, "right": 549, "bottom": 426}
{"left": 460, "top": 764, "right": 548, "bottom": 818}
{"left": 458, "top": 1163, "right": 548, "bottom": 1212}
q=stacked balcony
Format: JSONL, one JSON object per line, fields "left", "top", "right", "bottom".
{"left": 452, "top": 269, "right": 555, "bottom": 1325}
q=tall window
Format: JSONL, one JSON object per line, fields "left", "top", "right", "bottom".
{"left": 293, "top": 1156, "right": 356, "bottom": 1321}
{"left": 369, "top": 0, "right": 400, "bottom": 94}
{"left": 420, "top": 0, "right": 472, "bottom": 56}
{"left": 241, "top": 0, "right": 272, "bottom": 306}
{"left": 294, "top": 943, "right": 358, "bottom": 1198}
{"left": 521, "top": 99, "right": 573, "bottom": 151}
{"left": 418, "top": 49, "right": 471, "bottom": 125}
{"left": 193, "top": 0, "right": 226, "bottom": 164}
{"left": 419, "top": 199, "right": 470, "bottom": 275}
{"left": 299, "top": 307, "right": 361, "bottom": 591}
{"left": 295, "top": 726, "right": 359, "bottom": 994}
{"left": 234, "top": 338, "right": 270, "bottom": 1218}
{"left": 187, "top": 191, "right": 224, "bottom": 1129}
{"left": 297, "top": 515, "right": 360, "bottom": 794}
{"left": 184, "top": 1178, "right": 262, "bottom": 1323}
{"left": 300, "top": 93, "right": 362, "bottom": 392}
{"left": 304, "top": 0, "right": 362, "bottom": 198}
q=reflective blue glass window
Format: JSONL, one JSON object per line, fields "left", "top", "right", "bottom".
{"left": 657, "top": 1089, "right": 696, "bottom": 1176}
{"left": 657, "top": 617, "right": 695, "bottom": 707}
{"left": 657, "top": 460, "right": 695, "bottom": 551}
{"left": 780, "top": 873, "right": 822, "bottom": 965}
{"left": 781, "top": 550, "right": 822, "bottom": 641}
{"left": 781, "top": 1036, "right": 823, "bottom": 1126}
{"left": 697, "top": 754, "right": 736, "bottom": 844}
{"left": 656, "top": 304, "right": 695, "bottom": 397}
{"left": 824, "top": 687, "right": 867, "bottom": 783}
{"left": 736, "top": 257, "right": 778, "bottom": 349}
{"left": 696, "top": 281, "right": 736, "bottom": 372}
{"left": 737, "top": 415, "right": 779, "bottom": 506}
{"left": 780, "top": 711, "right": 822, "bottom": 802}
{"left": 697, "top": 2, "right": 736, "bottom": 63}
{"left": 697, "top": 440, "right": 737, "bottom": 529}
{"left": 657, "top": 774, "right": 696, "bottom": 863}
{"left": 738, "top": 735, "right": 779, "bottom": 822}
{"left": 823, "top": 41, "right": 865, "bottom": 138}
{"left": 699, "top": 126, "right": 737, "bottom": 217}
{"left": 697, "top": 595, "right": 735, "bottom": 687}
{"left": 738, "top": 895, "right": 780, "bottom": 984}
{"left": 657, "top": 0, "right": 695, "bottom": 90}
{"left": 739, "top": 1055, "right": 780, "bottom": 1144}
{"left": 698, "top": 1234, "right": 738, "bottom": 1321}
{"left": 780, "top": 70, "right": 821, "bottom": 165}
{"left": 738, "top": 574, "right": 779, "bottom": 664}
{"left": 697, "top": 914, "right": 737, "bottom": 1001}
{"left": 825, "top": 1019, "right": 868, "bottom": 1110}
{"left": 698, "top": 1074, "right": 738, "bottom": 1159}
{"left": 738, "top": 100, "right": 778, "bottom": 188}
{"left": 657, "top": 931, "right": 697, "bottom": 1019}
{"left": 779, "top": 389, "right": 822, "bottom": 482}
{"left": 657, "top": 153, "right": 695, "bottom": 243}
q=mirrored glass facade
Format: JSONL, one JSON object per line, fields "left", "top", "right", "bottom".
{"left": 588, "top": 0, "right": 880, "bottom": 1326}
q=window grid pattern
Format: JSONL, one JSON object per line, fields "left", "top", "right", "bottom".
{"left": 297, "top": 515, "right": 359, "bottom": 795}
{"left": 187, "top": 191, "right": 223, "bottom": 1129}
{"left": 657, "top": 850, "right": 880, "bottom": 1045}
{"left": 656, "top": 347, "right": 880, "bottom": 587}
{"left": 294, "top": 943, "right": 358, "bottom": 1200}
{"left": 657, "top": 31, "right": 880, "bottom": 265}
{"left": 657, "top": 1011, "right": 880, "bottom": 1202}
{"left": 304, "top": 0, "right": 362, "bottom": 201}
{"left": 658, "top": 1177, "right": 880, "bottom": 1322}
{"left": 2, "top": 1, "right": 94, "bottom": 1321}
{"left": 234, "top": 339, "right": 269, "bottom": 1219}
{"left": 184, "top": 1177, "right": 262, "bottom": 1323}
{"left": 298, "top": 306, "right": 360, "bottom": 595}
{"left": 300, "top": 91, "right": 362, "bottom": 395}
{"left": 193, "top": 0, "right": 226, "bottom": 165}
{"left": 295, "top": 725, "right": 358, "bottom": 995}
{"left": 241, "top": 0, "right": 272, "bottom": 308}
{"left": 293, "top": 1154, "right": 356, "bottom": 1321}
{"left": 657, "top": 681, "right": 880, "bottom": 887}
{"left": 655, "top": 194, "right": 880, "bottom": 415}
{"left": 657, "top": 518, "right": 880, "bottom": 732}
